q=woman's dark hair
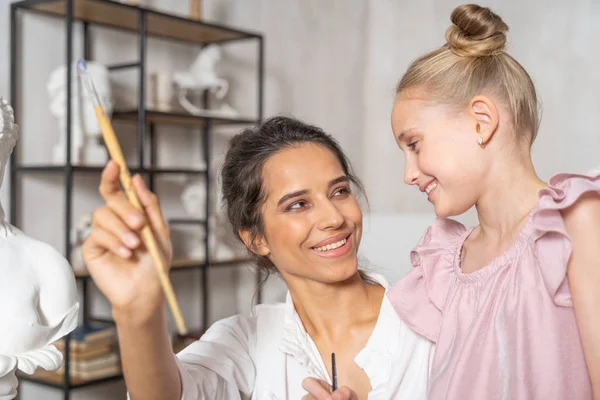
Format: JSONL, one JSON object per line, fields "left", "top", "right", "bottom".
{"left": 220, "top": 115, "right": 366, "bottom": 273}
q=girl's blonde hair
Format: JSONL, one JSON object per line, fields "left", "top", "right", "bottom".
{"left": 396, "top": 4, "right": 540, "bottom": 144}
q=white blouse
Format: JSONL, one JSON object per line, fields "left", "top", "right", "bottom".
{"left": 174, "top": 272, "right": 434, "bottom": 400}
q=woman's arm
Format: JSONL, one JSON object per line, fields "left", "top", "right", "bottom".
{"left": 83, "top": 162, "right": 256, "bottom": 399}
{"left": 563, "top": 191, "right": 600, "bottom": 399}
{"left": 116, "top": 308, "right": 181, "bottom": 400}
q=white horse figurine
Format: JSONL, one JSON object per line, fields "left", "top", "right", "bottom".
{"left": 172, "top": 45, "right": 238, "bottom": 117}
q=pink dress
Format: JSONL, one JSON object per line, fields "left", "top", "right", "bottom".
{"left": 388, "top": 172, "right": 600, "bottom": 400}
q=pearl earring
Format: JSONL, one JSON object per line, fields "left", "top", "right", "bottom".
{"left": 477, "top": 136, "right": 483, "bottom": 145}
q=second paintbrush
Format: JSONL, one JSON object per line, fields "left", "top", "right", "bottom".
{"left": 331, "top": 352, "right": 338, "bottom": 391}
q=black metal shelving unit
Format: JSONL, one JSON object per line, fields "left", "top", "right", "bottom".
{"left": 9, "top": 0, "right": 264, "bottom": 398}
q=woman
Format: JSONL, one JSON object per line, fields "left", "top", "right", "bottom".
{"left": 82, "top": 116, "right": 434, "bottom": 399}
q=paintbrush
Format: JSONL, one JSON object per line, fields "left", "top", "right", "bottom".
{"left": 76, "top": 59, "right": 188, "bottom": 335}
{"left": 331, "top": 352, "right": 338, "bottom": 391}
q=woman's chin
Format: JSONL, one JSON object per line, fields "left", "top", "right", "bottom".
{"left": 324, "top": 262, "right": 360, "bottom": 284}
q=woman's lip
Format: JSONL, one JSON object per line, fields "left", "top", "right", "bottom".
{"left": 311, "top": 234, "right": 353, "bottom": 258}
{"left": 311, "top": 231, "right": 352, "bottom": 248}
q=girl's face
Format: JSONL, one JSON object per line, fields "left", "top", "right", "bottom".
{"left": 253, "top": 143, "right": 363, "bottom": 284}
{"left": 391, "top": 90, "right": 492, "bottom": 218}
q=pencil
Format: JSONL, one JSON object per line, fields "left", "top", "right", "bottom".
{"left": 331, "top": 352, "right": 338, "bottom": 391}
{"left": 76, "top": 59, "right": 188, "bottom": 335}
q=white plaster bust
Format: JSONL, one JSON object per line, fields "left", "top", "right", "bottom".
{"left": 0, "top": 98, "right": 79, "bottom": 399}
{"left": 47, "top": 61, "right": 112, "bottom": 166}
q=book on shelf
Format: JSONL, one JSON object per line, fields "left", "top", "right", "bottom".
{"left": 56, "top": 352, "right": 120, "bottom": 374}
{"left": 54, "top": 323, "right": 116, "bottom": 350}
{"left": 47, "top": 323, "right": 122, "bottom": 381}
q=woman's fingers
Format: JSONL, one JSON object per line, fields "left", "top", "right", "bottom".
{"left": 133, "top": 175, "right": 168, "bottom": 235}
{"left": 84, "top": 225, "right": 132, "bottom": 260}
{"left": 105, "top": 193, "right": 145, "bottom": 232}
{"left": 132, "top": 174, "right": 171, "bottom": 254}
{"left": 332, "top": 387, "right": 358, "bottom": 400}
{"left": 92, "top": 206, "right": 140, "bottom": 250}
{"left": 302, "top": 378, "right": 333, "bottom": 399}
{"left": 99, "top": 160, "right": 122, "bottom": 199}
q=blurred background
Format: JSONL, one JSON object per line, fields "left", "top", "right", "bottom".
{"left": 0, "top": 0, "right": 598, "bottom": 398}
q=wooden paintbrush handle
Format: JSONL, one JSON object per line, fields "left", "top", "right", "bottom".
{"left": 94, "top": 106, "right": 188, "bottom": 335}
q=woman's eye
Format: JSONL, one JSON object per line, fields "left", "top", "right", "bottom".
{"left": 286, "top": 201, "right": 306, "bottom": 211}
{"left": 333, "top": 187, "right": 351, "bottom": 197}
{"left": 407, "top": 141, "right": 418, "bottom": 150}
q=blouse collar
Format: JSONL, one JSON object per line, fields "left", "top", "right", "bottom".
{"left": 277, "top": 270, "right": 398, "bottom": 394}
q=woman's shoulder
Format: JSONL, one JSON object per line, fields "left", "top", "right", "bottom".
{"left": 205, "top": 302, "right": 288, "bottom": 336}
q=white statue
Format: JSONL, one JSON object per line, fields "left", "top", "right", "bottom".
{"left": 47, "top": 61, "right": 112, "bottom": 166}
{"left": 70, "top": 213, "right": 93, "bottom": 272}
{"left": 180, "top": 171, "right": 241, "bottom": 262}
{"left": 172, "top": 45, "right": 238, "bottom": 118}
{"left": 179, "top": 178, "right": 207, "bottom": 260}
{"left": 0, "top": 98, "right": 79, "bottom": 399}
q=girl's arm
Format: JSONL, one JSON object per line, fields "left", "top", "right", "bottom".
{"left": 563, "top": 191, "right": 600, "bottom": 399}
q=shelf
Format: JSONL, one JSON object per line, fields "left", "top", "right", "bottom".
{"left": 17, "top": 324, "right": 208, "bottom": 389}
{"left": 13, "top": 165, "right": 207, "bottom": 174}
{"left": 74, "top": 256, "right": 253, "bottom": 278}
{"left": 168, "top": 218, "right": 207, "bottom": 225}
{"left": 112, "top": 109, "right": 259, "bottom": 127}
{"left": 17, "top": 368, "right": 123, "bottom": 390}
{"left": 16, "top": 0, "right": 260, "bottom": 45}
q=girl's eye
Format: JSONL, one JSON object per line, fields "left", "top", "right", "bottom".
{"left": 407, "top": 141, "right": 418, "bottom": 150}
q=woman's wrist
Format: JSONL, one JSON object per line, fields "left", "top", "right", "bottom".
{"left": 112, "top": 302, "right": 165, "bottom": 330}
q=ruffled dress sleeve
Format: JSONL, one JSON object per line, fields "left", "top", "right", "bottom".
{"left": 387, "top": 218, "right": 467, "bottom": 342}
{"left": 531, "top": 171, "right": 600, "bottom": 307}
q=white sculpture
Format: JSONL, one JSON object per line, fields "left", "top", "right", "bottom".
{"left": 47, "top": 61, "right": 112, "bottom": 166}
{"left": 180, "top": 171, "right": 241, "bottom": 262}
{"left": 0, "top": 98, "right": 79, "bottom": 399}
{"left": 172, "top": 45, "right": 238, "bottom": 118}
{"left": 179, "top": 178, "right": 208, "bottom": 260}
{"left": 70, "top": 214, "right": 93, "bottom": 272}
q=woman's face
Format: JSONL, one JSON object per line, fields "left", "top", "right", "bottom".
{"left": 255, "top": 143, "right": 363, "bottom": 284}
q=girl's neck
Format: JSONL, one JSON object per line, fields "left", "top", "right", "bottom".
{"left": 475, "top": 155, "right": 547, "bottom": 239}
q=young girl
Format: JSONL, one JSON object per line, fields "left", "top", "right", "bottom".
{"left": 386, "top": 3, "right": 600, "bottom": 399}
{"left": 82, "top": 116, "right": 433, "bottom": 400}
